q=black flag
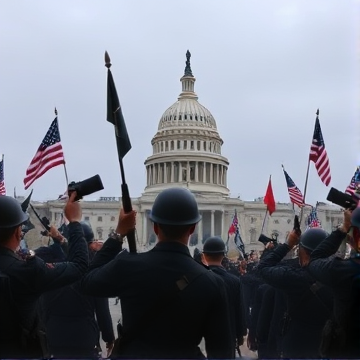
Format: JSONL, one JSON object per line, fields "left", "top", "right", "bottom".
{"left": 105, "top": 51, "right": 132, "bottom": 160}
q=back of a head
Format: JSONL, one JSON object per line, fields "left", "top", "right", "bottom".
{"left": 300, "top": 228, "right": 328, "bottom": 252}
{"left": 149, "top": 187, "right": 201, "bottom": 226}
{"left": 0, "top": 196, "right": 28, "bottom": 229}
{"left": 80, "top": 221, "right": 94, "bottom": 243}
{"left": 203, "top": 236, "right": 225, "bottom": 255}
{"left": 351, "top": 207, "right": 360, "bottom": 228}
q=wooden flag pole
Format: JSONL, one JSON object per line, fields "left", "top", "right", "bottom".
{"left": 54, "top": 107, "right": 70, "bottom": 188}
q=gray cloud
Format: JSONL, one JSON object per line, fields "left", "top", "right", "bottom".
{"left": 0, "top": 0, "right": 358, "bottom": 204}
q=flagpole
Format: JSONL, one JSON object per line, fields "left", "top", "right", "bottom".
{"left": 105, "top": 52, "right": 137, "bottom": 253}
{"left": 299, "top": 109, "right": 319, "bottom": 224}
{"left": 261, "top": 174, "right": 272, "bottom": 234}
{"left": 54, "top": 107, "right": 70, "bottom": 188}
{"left": 261, "top": 209, "right": 268, "bottom": 234}
{"left": 282, "top": 164, "right": 296, "bottom": 213}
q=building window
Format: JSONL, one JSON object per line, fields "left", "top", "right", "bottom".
{"left": 190, "top": 141, "right": 194, "bottom": 150}
{"left": 177, "top": 140, "right": 181, "bottom": 150}
{"left": 97, "top": 228, "right": 103, "bottom": 240}
{"left": 84, "top": 216, "right": 90, "bottom": 221}
{"left": 165, "top": 142, "right": 169, "bottom": 151}
{"left": 184, "top": 141, "right": 187, "bottom": 150}
{"left": 111, "top": 216, "right": 116, "bottom": 221}
{"left": 250, "top": 228, "right": 257, "bottom": 243}
{"left": 197, "top": 141, "right": 201, "bottom": 151}
{"left": 204, "top": 142, "right": 207, "bottom": 151}
{"left": 171, "top": 141, "right": 174, "bottom": 150}
{"left": 98, "top": 216, "right": 102, "bottom": 222}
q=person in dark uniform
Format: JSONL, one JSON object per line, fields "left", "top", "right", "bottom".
{"left": 308, "top": 208, "right": 360, "bottom": 358}
{"left": 202, "top": 236, "right": 247, "bottom": 358}
{"left": 35, "top": 221, "right": 115, "bottom": 358}
{"left": 257, "top": 227, "right": 334, "bottom": 358}
{"left": 0, "top": 192, "right": 89, "bottom": 358}
{"left": 81, "top": 187, "right": 232, "bottom": 359}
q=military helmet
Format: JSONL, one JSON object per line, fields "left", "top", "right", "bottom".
{"left": 80, "top": 221, "right": 94, "bottom": 243}
{"left": 351, "top": 207, "right": 360, "bottom": 228}
{"left": 203, "top": 236, "right": 226, "bottom": 254}
{"left": 0, "top": 196, "right": 29, "bottom": 228}
{"left": 149, "top": 187, "right": 201, "bottom": 226}
{"left": 299, "top": 228, "right": 328, "bottom": 252}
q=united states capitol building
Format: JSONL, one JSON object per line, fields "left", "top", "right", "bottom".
{"left": 27, "top": 52, "right": 343, "bottom": 252}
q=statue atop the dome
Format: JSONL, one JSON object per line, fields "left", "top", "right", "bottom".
{"left": 184, "top": 50, "right": 193, "bottom": 77}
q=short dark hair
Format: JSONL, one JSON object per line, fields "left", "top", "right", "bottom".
{"left": 0, "top": 226, "right": 18, "bottom": 244}
{"left": 203, "top": 253, "right": 224, "bottom": 262}
{"left": 157, "top": 223, "right": 194, "bottom": 240}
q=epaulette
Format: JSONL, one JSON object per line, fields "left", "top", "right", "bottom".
{"left": 16, "top": 248, "right": 36, "bottom": 261}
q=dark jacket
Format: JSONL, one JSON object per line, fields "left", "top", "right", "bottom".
{"left": 0, "top": 222, "right": 88, "bottom": 358}
{"left": 308, "top": 228, "right": 360, "bottom": 358}
{"left": 81, "top": 239, "right": 232, "bottom": 359}
{"left": 208, "top": 265, "right": 247, "bottom": 358}
{"left": 258, "top": 243, "right": 333, "bottom": 358}
{"left": 36, "top": 244, "right": 114, "bottom": 358}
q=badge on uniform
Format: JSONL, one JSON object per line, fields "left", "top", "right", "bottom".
{"left": 16, "top": 248, "right": 36, "bottom": 260}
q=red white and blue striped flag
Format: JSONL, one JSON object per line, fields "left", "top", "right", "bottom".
{"left": 226, "top": 209, "right": 245, "bottom": 257}
{"left": 345, "top": 166, "right": 360, "bottom": 196}
{"left": 282, "top": 167, "right": 304, "bottom": 206}
{"left": 24, "top": 118, "right": 65, "bottom": 190}
{"left": 309, "top": 111, "right": 331, "bottom": 186}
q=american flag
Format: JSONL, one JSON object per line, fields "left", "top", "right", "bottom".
{"left": 309, "top": 113, "right": 331, "bottom": 186}
{"left": 306, "top": 206, "right": 321, "bottom": 230}
{"left": 0, "top": 156, "right": 5, "bottom": 195}
{"left": 283, "top": 167, "right": 304, "bottom": 206}
{"left": 227, "top": 209, "right": 245, "bottom": 257}
{"left": 345, "top": 166, "right": 360, "bottom": 196}
{"left": 24, "top": 118, "right": 65, "bottom": 190}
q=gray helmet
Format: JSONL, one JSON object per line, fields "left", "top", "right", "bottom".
{"left": 80, "top": 221, "right": 94, "bottom": 243}
{"left": 203, "top": 236, "right": 225, "bottom": 254}
{"left": 351, "top": 207, "right": 360, "bottom": 228}
{"left": 299, "top": 228, "right": 328, "bottom": 252}
{"left": 0, "top": 196, "right": 29, "bottom": 228}
{"left": 149, "top": 187, "right": 201, "bottom": 226}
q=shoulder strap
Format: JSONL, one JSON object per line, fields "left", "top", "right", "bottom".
{"left": 113, "top": 270, "right": 208, "bottom": 353}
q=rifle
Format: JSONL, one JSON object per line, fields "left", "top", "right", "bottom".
{"left": 29, "top": 204, "right": 50, "bottom": 232}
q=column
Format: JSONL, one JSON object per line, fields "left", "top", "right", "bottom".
{"left": 186, "top": 161, "right": 190, "bottom": 182}
{"left": 152, "top": 164, "right": 156, "bottom": 185}
{"left": 216, "top": 164, "right": 219, "bottom": 184}
{"left": 203, "top": 162, "right": 206, "bottom": 182}
{"left": 221, "top": 210, "right": 225, "bottom": 238}
{"left": 142, "top": 211, "right": 147, "bottom": 246}
{"left": 195, "top": 162, "right": 199, "bottom": 182}
{"left": 211, "top": 210, "right": 215, "bottom": 236}
{"left": 198, "top": 212, "right": 203, "bottom": 244}
{"left": 178, "top": 162, "right": 182, "bottom": 182}
{"left": 171, "top": 162, "right": 174, "bottom": 182}
{"left": 210, "top": 163, "right": 213, "bottom": 183}
{"left": 164, "top": 162, "right": 167, "bottom": 183}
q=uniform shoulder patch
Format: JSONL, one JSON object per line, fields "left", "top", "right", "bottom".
{"left": 16, "top": 248, "right": 36, "bottom": 261}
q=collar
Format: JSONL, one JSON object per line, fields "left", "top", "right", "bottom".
{"left": 208, "top": 264, "right": 226, "bottom": 272}
{"left": 152, "top": 241, "right": 192, "bottom": 257}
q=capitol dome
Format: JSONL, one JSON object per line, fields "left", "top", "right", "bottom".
{"left": 144, "top": 51, "right": 229, "bottom": 197}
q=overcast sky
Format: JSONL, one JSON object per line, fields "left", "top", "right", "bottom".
{"left": 0, "top": 0, "right": 359, "bottom": 205}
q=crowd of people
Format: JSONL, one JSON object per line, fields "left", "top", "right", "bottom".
{"left": 0, "top": 187, "right": 359, "bottom": 359}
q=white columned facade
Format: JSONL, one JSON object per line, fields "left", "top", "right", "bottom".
{"left": 171, "top": 162, "right": 174, "bottom": 182}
